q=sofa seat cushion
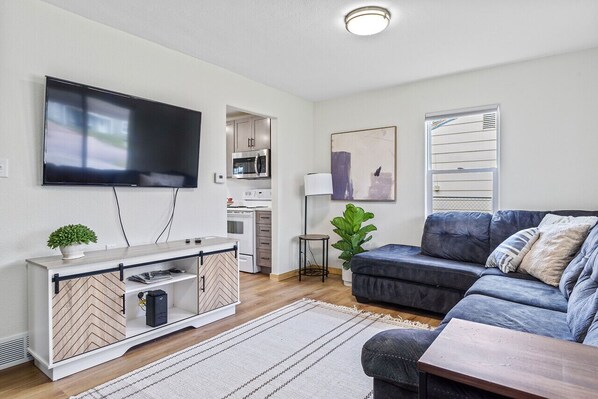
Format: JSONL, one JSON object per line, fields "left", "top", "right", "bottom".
{"left": 351, "top": 244, "right": 485, "bottom": 291}
{"left": 352, "top": 274, "right": 464, "bottom": 314}
{"left": 441, "top": 294, "right": 574, "bottom": 341}
{"left": 466, "top": 276, "right": 568, "bottom": 312}
{"left": 362, "top": 328, "right": 440, "bottom": 390}
{"left": 480, "top": 267, "right": 539, "bottom": 280}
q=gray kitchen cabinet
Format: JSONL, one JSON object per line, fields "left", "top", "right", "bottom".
{"left": 252, "top": 117, "right": 271, "bottom": 150}
{"left": 234, "top": 118, "right": 253, "bottom": 152}
{"left": 256, "top": 210, "right": 272, "bottom": 274}
{"left": 231, "top": 116, "right": 271, "bottom": 153}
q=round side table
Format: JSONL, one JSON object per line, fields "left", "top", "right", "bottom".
{"left": 298, "top": 234, "right": 329, "bottom": 282}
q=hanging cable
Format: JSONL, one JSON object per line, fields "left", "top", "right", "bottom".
{"left": 166, "top": 188, "right": 180, "bottom": 242}
{"left": 112, "top": 187, "right": 130, "bottom": 247}
{"left": 156, "top": 188, "right": 179, "bottom": 243}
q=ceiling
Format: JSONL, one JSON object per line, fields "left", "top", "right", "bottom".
{"left": 42, "top": 0, "right": 598, "bottom": 101}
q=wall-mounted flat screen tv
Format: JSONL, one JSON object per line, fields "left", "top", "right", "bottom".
{"left": 43, "top": 76, "right": 201, "bottom": 187}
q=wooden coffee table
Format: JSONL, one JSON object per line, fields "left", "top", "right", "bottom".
{"left": 417, "top": 318, "right": 598, "bottom": 398}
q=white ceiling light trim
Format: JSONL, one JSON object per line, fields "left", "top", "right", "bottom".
{"left": 345, "top": 6, "right": 391, "bottom": 36}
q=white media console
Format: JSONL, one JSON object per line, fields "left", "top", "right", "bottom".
{"left": 26, "top": 237, "right": 239, "bottom": 380}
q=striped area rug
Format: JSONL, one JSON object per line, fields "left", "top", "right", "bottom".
{"left": 73, "top": 299, "right": 430, "bottom": 399}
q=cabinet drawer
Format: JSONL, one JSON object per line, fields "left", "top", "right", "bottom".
{"left": 257, "top": 249, "right": 272, "bottom": 267}
{"left": 256, "top": 211, "right": 272, "bottom": 223}
{"left": 256, "top": 223, "right": 272, "bottom": 237}
{"left": 257, "top": 236, "right": 271, "bottom": 249}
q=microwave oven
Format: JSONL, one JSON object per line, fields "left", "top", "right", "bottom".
{"left": 232, "top": 149, "right": 270, "bottom": 179}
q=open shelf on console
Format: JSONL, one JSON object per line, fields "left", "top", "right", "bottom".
{"left": 125, "top": 273, "right": 197, "bottom": 294}
{"left": 125, "top": 306, "right": 197, "bottom": 338}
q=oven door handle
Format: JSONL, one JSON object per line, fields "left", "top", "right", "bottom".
{"left": 227, "top": 213, "right": 254, "bottom": 218}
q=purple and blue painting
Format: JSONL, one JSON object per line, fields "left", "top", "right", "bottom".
{"left": 331, "top": 126, "right": 396, "bottom": 201}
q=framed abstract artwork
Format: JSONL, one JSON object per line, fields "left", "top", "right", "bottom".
{"left": 331, "top": 126, "right": 396, "bottom": 201}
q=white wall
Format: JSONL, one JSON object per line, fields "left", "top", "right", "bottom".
{"left": 313, "top": 48, "right": 598, "bottom": 269}
{"left": 0, "top": 0, "right": 314, "bottom": 340}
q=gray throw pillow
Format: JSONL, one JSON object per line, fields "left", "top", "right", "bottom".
{"left": 539, "top": 213, "right": 598, "bottom": 229}
{"left": 486, "top": 228, "right": 540, "bottom": 273}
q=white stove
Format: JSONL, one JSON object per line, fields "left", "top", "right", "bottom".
{"left": 228, "top": 189, "right": 272, "bottom": 208}
{"left": 227, "top": 189, "right": 271, "bottom": 273}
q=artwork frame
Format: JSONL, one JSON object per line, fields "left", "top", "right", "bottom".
{"left": 330, "top": 126, "right": 396, "bottom": 201}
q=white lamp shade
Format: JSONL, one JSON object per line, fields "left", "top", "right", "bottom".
{"left": 304, "top": 173, "right": 333, "bottom": 196}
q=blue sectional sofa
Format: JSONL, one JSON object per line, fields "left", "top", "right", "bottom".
{"left": 356, "top": 210, "right": 598, "bottom": 398}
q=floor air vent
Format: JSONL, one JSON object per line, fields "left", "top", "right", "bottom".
{"left": 0, "top": 333, "right": 32, "bottom": 370}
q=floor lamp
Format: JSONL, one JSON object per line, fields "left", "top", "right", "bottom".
{"left": 304, "top": 173, "right": 333, "bottom": 235}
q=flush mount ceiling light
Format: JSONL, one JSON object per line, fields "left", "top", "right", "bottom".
{"left": 345, "top": 6, "right": 391, "bottom": 36}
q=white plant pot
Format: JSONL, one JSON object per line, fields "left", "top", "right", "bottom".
{"left": 342, "top": 268, "right": 352, "bottom": 287}
{"left": 60, "top": 244, "right": 86, "bottom": 260}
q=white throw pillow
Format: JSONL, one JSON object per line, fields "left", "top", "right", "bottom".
{"left": 519, "top": 223, "right": 592, "bottom": 286}
{"left": 486, "top": 228, "right": 540, "bottom": 273}
{"left": 538, "top": 213, "right": 598, "bottom": 229}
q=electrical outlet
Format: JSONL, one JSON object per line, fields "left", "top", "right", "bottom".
{"left": 0, "top": 159, "right": 8, "bottom": 178}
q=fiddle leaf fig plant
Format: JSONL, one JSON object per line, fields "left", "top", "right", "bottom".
{"left": 330, "top": 204, "right": 377, "bottom": 270}
{"left": 47, "top": 224, "right": 98, "bottom": 249}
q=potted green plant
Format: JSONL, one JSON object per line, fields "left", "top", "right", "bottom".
{"left": 330, "top": 204, "right": 377, "bottom": 286}
{"left": 47, "top": 224, "right": 98, "bottom": 260}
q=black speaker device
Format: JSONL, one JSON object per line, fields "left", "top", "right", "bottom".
{"left": 146, "top": 290, "right": 168, "bottom": 327}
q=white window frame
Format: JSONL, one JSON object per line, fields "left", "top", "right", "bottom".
{"left": 425, "top": 104, "right": 500, "bottom": 215}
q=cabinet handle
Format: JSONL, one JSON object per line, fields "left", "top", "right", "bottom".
{"left": 261, "top": 229, "right": 271, "bottom": 233}
{"left": 121, "top": 294, "right": 126, "bottom": 315}
{"left": 251, "top": 138, "right": 255, "bottom": 147}
{"left": 200, "top": 276, "right": 205, "bottom": 292}
{"left": 262, "top": 256, "right": 271, "bottom": 260}
{"left": 248, "top": 138, "right": 251, "bottom": 148}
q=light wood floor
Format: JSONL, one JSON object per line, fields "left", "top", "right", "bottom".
{"left": 0, "top": 273, "right": 441, "bottom": 399}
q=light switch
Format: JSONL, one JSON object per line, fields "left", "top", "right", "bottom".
{"left": 0, "top": 159, "right": 8, "bottom": 178}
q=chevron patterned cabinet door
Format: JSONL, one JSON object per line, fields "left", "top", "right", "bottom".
{"left": 198, "top": 251, "right": 239, "bottom": 314}
{"left": 52, "top": 272, "right": 126, "bottom": 362}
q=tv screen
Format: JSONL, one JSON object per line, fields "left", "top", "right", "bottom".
{"left": 43, "top": 77, "right": 201, "bottom": 187}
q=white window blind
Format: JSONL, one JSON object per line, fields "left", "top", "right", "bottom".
{"left": 425, "top": 105, "right": 499, "bottom": 214}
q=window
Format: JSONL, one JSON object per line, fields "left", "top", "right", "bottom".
{"left": 425, "top": 105, "right": 499, "bottom": 214}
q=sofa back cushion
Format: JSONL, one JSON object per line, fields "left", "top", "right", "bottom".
{"left": 421, "top": 212, "right": 492, "bottom": 264}
{"left": 489, "top": 210, "right": 548, "bottom": 252}
{"left": 583, "top": 311, "right": 598, "bottom": 347}
{"left": 560, "top": 226, "right": 598, "bottom": 298}
{"left": 567, "top": 249, "right": 598, "bottom": 342}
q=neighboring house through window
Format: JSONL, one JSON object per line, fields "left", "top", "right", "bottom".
{"left": 425, "top": 105, "right": 499, "bottom": 214}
